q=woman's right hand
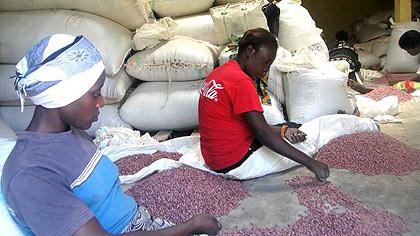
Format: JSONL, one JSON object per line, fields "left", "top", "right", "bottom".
{"left": 307, "top": 159, "right": 330, "bottom": 181}
{"left": 190, "top": 214, "right": 222, "bottom": 235}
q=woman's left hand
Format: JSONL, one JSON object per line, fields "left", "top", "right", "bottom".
{"left": 285, "top": 128, "right": 306, "bottom": 143}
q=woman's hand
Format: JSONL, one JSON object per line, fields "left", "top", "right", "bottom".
{"left": 190, "top": 214, "right": 222, "bottom": 235}
{"left": 284, "top": 128, "right": 306, "bottom": 143}
{"left": 307, "top": 159, "right": 330, "bottom": 181}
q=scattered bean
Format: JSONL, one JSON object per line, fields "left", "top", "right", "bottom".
{"left": 365, "top": 86, "right": 412, "bottom": 103}
{"left": 115, "top": 151, "right": 182, "bottom": 176}
{"left": 126, "top": 166, "right": 249, "bottom": 224}
{"left": 220, "top": 176, "right": 408, "bottom": 236}
{"left": 315, "top": 132, "right": 420, "bottom": 176}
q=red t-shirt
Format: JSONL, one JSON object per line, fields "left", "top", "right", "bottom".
{"left": 198, "top": 60, "right": 263, "bottom": 170}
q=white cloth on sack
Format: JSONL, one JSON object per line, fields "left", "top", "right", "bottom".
{"left": 132, "top": 17, "right": 177, "bottom": 51}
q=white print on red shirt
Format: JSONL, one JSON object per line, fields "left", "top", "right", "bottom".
{"left": 200, "top": 79, "right": 224, "bottom": 102}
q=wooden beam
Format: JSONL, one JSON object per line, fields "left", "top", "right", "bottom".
{"left": 394, "top": 0, "right": 411, "bottom": 22}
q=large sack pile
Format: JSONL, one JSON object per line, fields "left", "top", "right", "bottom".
{"left": 124, "top": 32, "right": 218, "bottom": 131}
{"left": 262, "top": 0, "right": 353, "bottom": 124}
{"left": 0, "top": 0, "right": 154, "bottom": 30}
{"left": 218, "top": 0, "right": 352, "bottom": 125}
{"left": 353, "top": 10, "right": 392, "bottom": 71}
{"left": 0, "top": 3, "right": 146, "bottom": 134}
{"left": 384, "top": 21, "right": 420, "bottom": 73}
{"left": 276, "top": 0, "right": 329, "bottom": 64}
{"left": 0, "top": 0, "right": 355, "bottom": 135}
{"left": 352, "top": 9, "right": 420, "bottom": 73}
{"left": 121, "top": 0, "right": 274, "bottom": 131}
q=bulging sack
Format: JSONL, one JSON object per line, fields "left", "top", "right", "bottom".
{"left": 0, "top": 0, "right": 153, "bottom": 30}
{"left": 356, "top": 95, "right": 399, "bottom": 118}
{"left": 126, "top": 37, "right": 216, "bottom": 82}
{"left": 148, "top": 0, "right": 214, "bottom": 18}
{"left": 277, "top": 1, "right": 325, "bottom": 51}
{"left": 0, "top": 64, "right": 23, "bottom": 106}
{"left": 385, "top": 21, "right": 420, "bottom": 73}
{"left": 210, "top": 0, "right": 268, "bottom": 45}
{"left": 173, "top": 13, "right": 219, "bottom": 46}
{"left": 101, "top": 69, "right": 135, "bottom": 105}
{"left": 284, "top": 65, "right": 353, "bottom": 124}
{"left": 262, "top": 91, "right": 286, "bottom": 125}
{"left": 0, "top": 10, "right": 133, "bottom": 76}
{"left": 0, "top": 104, "right": 130, "bottom": 137}
{"left": 214, "top": 0, "right": 244, "bottom": 6}
{"left": 120, "top": 80, "right": 204, "bottom": 131}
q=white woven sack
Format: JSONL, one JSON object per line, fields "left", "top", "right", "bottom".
{"left": 356, "top": 49, "right": 381, "bottom": 69}
{"left": 132, "top": 17, "right": 177, "bottom": 51}
{"left": 101, "top": 69, "right": 135, "bottom": 105}
{"left": 0, "top": 117, "right": 16, "bottom": 142}
{"left": 0, "top": 10, "right": 132, "bottom": 76}
{"left": 173, "top": 13, "right": 219, "bottom": 46}
{"left": 284, "top": 65, "right": 353, "bottom": 124}
{"left": 0, "top": 64, "right": 23, "bottom": 106}
{"left": 355, "top": 25, "right": 390, "bottom": 43}
{"left": 120, "top": 80, "right": 204, "bottom": 131}
{"left": 365, "top": 10, "right": 393, "bottom": 26}
{"left": 0, "top": 106, "right": 34, "bottom": 132}
{"left": 218, "top": 45, "right": 237, "bottom": 66}
{"left": 126, "top": 37, "right": 216, "bottom": 82}
{"left": 385, "top": 21, "right": 420, "bottom": 73}
{"left": 370, "top": 36, "right": 390, "bottom": 58}
{"left": 214, "top": 0, "right": 244, "bottom": 6}
{"left": 262, "top": 91, "right": 286, "bottom": 125}
{"left": 87, "top": 104, "right": 132, "bottom": 137}
{"left": 210, "top": 0, "right": 268, "bottom": 45}
{"left": 356, "top": 95, "right": 399, "bottom": 118}
{"left": 148, "top": 0, "right": 214, "bottom": 18}
{"left": 267, "top": 64, "right": 286, "bottom": 104}
{"left": 276, "top": 0, "right": 325, "bottom": 53}
{"left": 0, "top": 104, "right": 130, "bottom": 137}
{"left": 0, "top": 0, "right": 153, "bottom": 30}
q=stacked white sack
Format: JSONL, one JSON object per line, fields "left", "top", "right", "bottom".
{"left": 213, "top": 0, "right": 244, "bottom": 6}
{"left": 120, "top": 80, "right": 204, "bottom": 131}
{"left": 385, "top": 21, "right": 420, "bottom": 73}
{"left": 0, "top": 0, "right": 154, "bottom": 30}
{"left": 128, "top": 36, "right": 217, "bottom": 82}
{"left": 276, "top": 0, "right": 329, "bottom": 66}
{"left": 0, "top": 105, "right": 130, "bottom": 137}
{"left": 0, "top": 10, "right": 136, "bottom": 136}
{"left": 210, "top": 0, "right": 269, "bottom": 45}
{"left": 173, "top": 13, "right": 219, "bottom": 46}
{"left": 128, "top": 19, "right": 220, "bottom": 131}
{"left": 0, "top": 10, "right": 133, "bottom": 77}
{"left": 283, "top": 63, "right": 354, "bottom": 124}
{"left": 353, "top": 10, "right": 393, "bottom": 71}
{"left": 148, "top": 0, "right": 214, "bottom": 18}
{"left": 126, "top": 0, "right": 275, "bottom": 131}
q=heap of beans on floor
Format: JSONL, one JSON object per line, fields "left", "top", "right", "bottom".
{"left": 115, "top": 130, "right": 420, "bottom": 235}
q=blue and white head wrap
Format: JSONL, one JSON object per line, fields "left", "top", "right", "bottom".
{"left": 14, "top": 34, "right": 105, "bottom": 111}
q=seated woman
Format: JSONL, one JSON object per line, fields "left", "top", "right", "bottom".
{"left": 1, "top": 34, "right": 221, "bottom": 236}
{"left": 198, "top": 28, "right": 329, "bottom": 180}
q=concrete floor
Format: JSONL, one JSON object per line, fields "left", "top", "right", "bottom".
{"left": 218, "top": 94, "right": 420, "bottom": 235}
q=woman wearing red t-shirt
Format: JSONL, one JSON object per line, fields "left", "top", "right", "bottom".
{"left": 198, "top": 28, "right": 329, "bottom": 180}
